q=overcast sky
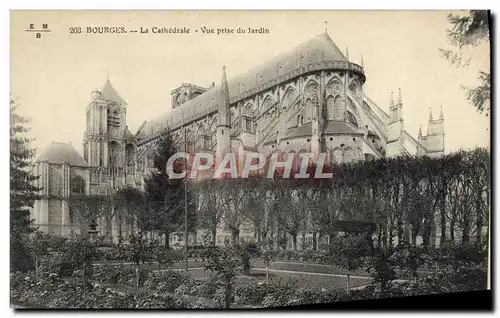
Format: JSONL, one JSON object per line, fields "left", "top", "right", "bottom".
{"left": 11, "top": 11, "right": 490, "bottom": 156}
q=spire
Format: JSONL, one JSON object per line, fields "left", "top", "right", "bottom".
{"left": 345, "top": 47, "right": 349, "bottom": 62}
{"left": 217, "top": 66, "right": 231, "bottom": 127}
{"left": 106, "top": 71, "right": 109, "bottom": 82}
{"left": 439, "top": 105, "right": 444, "bottom": 120}
{"left": 361, "top": 54, "right": 364, "bottom": 68}
{"left": 390, "top": 91, "right": 394, "bottom": 108}
{"left": 429, "top": 107, "right": 433, "bottom": 121}
{"left": 100, "top": 79, "right": 127, "bottom": 105}
{"left": 418, "top": 125, "right": 422, "bottom": 138}
{"left": 324, "top": 20, "right": 328, "bottom": 33}
{"left": 397, "top": 88, "right": 402, "bottom": 104}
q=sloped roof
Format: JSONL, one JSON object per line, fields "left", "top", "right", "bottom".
{"left": 323, "top": 121, "right": 361, "bottom": 135}
{"left": 100, "top": 79, "right": 127, "bottom": 105}
{"left": 137, "top": 32, "right": 348, "bottom": 141}
{"left": 282, "top": 121, "right": 361, "bottom": 141}
{"left": 123, "top": 126, "right": 135, "bottom": 140}
{"left": 37, "top": 142, "right": 88, "bottom": 167}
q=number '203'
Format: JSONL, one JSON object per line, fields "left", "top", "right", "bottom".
{"left": 69, "top": 27, "right": 82, "bottom": 34}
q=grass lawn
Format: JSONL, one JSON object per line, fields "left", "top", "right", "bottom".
{"left": 185, "top": 267, "right": 370, "bottom": 289}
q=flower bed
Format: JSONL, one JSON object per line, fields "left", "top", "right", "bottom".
{"left": 10, "top": 271, "right": 190, "bottom": 309}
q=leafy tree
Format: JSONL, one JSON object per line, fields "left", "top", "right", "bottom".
{"left": 143, "top": 127, "right": 195, "bottom": 248}
{"left": 329, "top": 233, "right": 371, "bottom": 295}
{"left": 193, "top": 179, "right": 224, "bottom": 246}
{"left": 217, "top": 179, "right": 248, "bottom": 246}
{"left": 10, "top": 98, "right": 42, "bottom": 272}
{"left": 440, "top": 10, "right": 490, "bottom": 115}
{"left": 114, "top": 187, "right": 146, "bottom": 241}
{"left": 200, "top": 241, "right": 241, "bottom": 309}
{"left": 241, "top": 175, "right": 268, "bottom": 244}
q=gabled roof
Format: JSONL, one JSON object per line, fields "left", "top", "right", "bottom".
{"left": 100, "top": 79, "right": 127, "bottom": 105}
{"left": 137, "top": 32, "right": 348, "bottom": 141}
{"left": 37, "top": 142, "right": 88, "bottom": 167}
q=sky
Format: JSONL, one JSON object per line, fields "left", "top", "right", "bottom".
{"left": 10, "top": 10, "right": 490, "bottom": 157}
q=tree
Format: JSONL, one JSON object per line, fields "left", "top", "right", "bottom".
{"left": 241, "top": 175, "right": 268, "bottom": 244}
{"left": 329, "top": 232, "right": 372, "bottom": 295}
{"left": 218, "top": 179, "right": 248, "bottom": 246}
{"left": 69, "top": 194, "right": 110, "bottom": 236}
{"left": 275, "top": 181, "right": 308, "bottom": 251}
{"left": 10, "top": 98, "right": 41, "bottom": 233}
{"left": 10, "top": 98, "right": 42, "bottom": 272}
{"left": 200, "top": 242, "right": 241, "bottom": 309}
{"left": 143, "top": 127, "right": 193, "bottom": 247}
{"left": 440, "top": 10, "right": 490, "bottom": 115}
{"left": 114, "top": 187, "right": 146, "bottom": 241}
{"left": 193, "top": 180, "right": 224, "bottom": 246}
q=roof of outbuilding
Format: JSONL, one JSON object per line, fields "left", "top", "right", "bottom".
{"left": 37, "top": 142, "right": 88, "bottom": 167}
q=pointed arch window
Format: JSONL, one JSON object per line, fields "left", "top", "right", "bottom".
{"left": 333, "top": 96, "right": 343, "bottom": 120}
{"left": 305, "top": 99, "right": 313, "bottom": 123}
{"left": 107, "top": 108, "right": 120, "bottom": 127}
{"left": 125, "top": 144, "right": 135, "bottom": 174}
{"left": 196, "top": 126, "right": 205, "bottom": 150}
{"left": 108, "top": 141, "right": 120, "bottom": 175}
{"left": 326, "top": 96, "right": 335, "bottom": 120}
{"left": 245, "top": 118, "right": 253, "bottom": 132}
{"left": 71, "top": 175, "right": 85, "bottom": 195}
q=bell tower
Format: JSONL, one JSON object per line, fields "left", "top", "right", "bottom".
{"left": 83, "top": 79, "right": 128, "bottom": 194}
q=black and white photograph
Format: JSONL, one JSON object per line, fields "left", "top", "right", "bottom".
{"left": 9, "top": 10, "right": 491, "bottom": 310}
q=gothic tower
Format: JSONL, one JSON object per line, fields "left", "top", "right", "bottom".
{"left": 216, "top": 67, "right": 231, "bottom": 165}
{"left": 83, "top": 79, "right": 129, "bottom": 195}
{"left": 386, "top": 89, "right": 405, "bottom": 157}
{"left": 425, "top": 106, "right": 445, "bottom": 157}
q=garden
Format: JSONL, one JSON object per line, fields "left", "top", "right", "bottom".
{"left": 10, "top": 230, "right": 488, "bottom": 309}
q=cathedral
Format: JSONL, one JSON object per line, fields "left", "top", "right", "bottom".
{"left": 30, "top": 32, "right": 445, "bottom": 243}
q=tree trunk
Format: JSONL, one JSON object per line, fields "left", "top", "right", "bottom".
{"left": 105, "top": 214, "right": 113, "bottom": 241}
{"left": 211, "top": 227, "right": 217, "bottom": 246}
{"left": 346, "top": 272, "right": 351, "bottom": 295}
{"left": 312, "top": 232, "right": 317, "bottom": 251}
{"left": 462, "top": 217, "right": 470, "bottom": 244}
{"left": 164, "top": 229, "right": 170, "bottom": 249}
{"left": 118, "top": 210, "right": 123, "bottom": 243}
{"left": 377, "top": 227, "right": 383, "bottom": 249}
{"left": 224, "top": 276, "right": 232, "bottom": 309}
{"left": 423, "top": 218, "right": 431, "bottom": 250}
{"left": 387, "top": 217, "right": 393, "bottom": 248}
{"left": 231, "top": 229, "right": 240, "bottom": 246}
{"left": 329, "top": 233, "right": 335, "bottom": 247}
{"left": 476, "top": 199, "right": 483, "bottom": 244}
{"left": 450, "top": 219, "right": 455, "bottom": 243}
{"left": 135, "top": 265, "right": 140, "bottom": 299}
{"left": 397, "top": 218, "right": 404, "bottom": 246}
{"left": 440, "top": 188, "right": 447, "bottom": 241}
{"left": 411, "top": 226, "right": 418, "bottom": 246}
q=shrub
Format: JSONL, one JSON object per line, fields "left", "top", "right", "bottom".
{"left": 143, "top": 270, "right": 190, "bottom": 293}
